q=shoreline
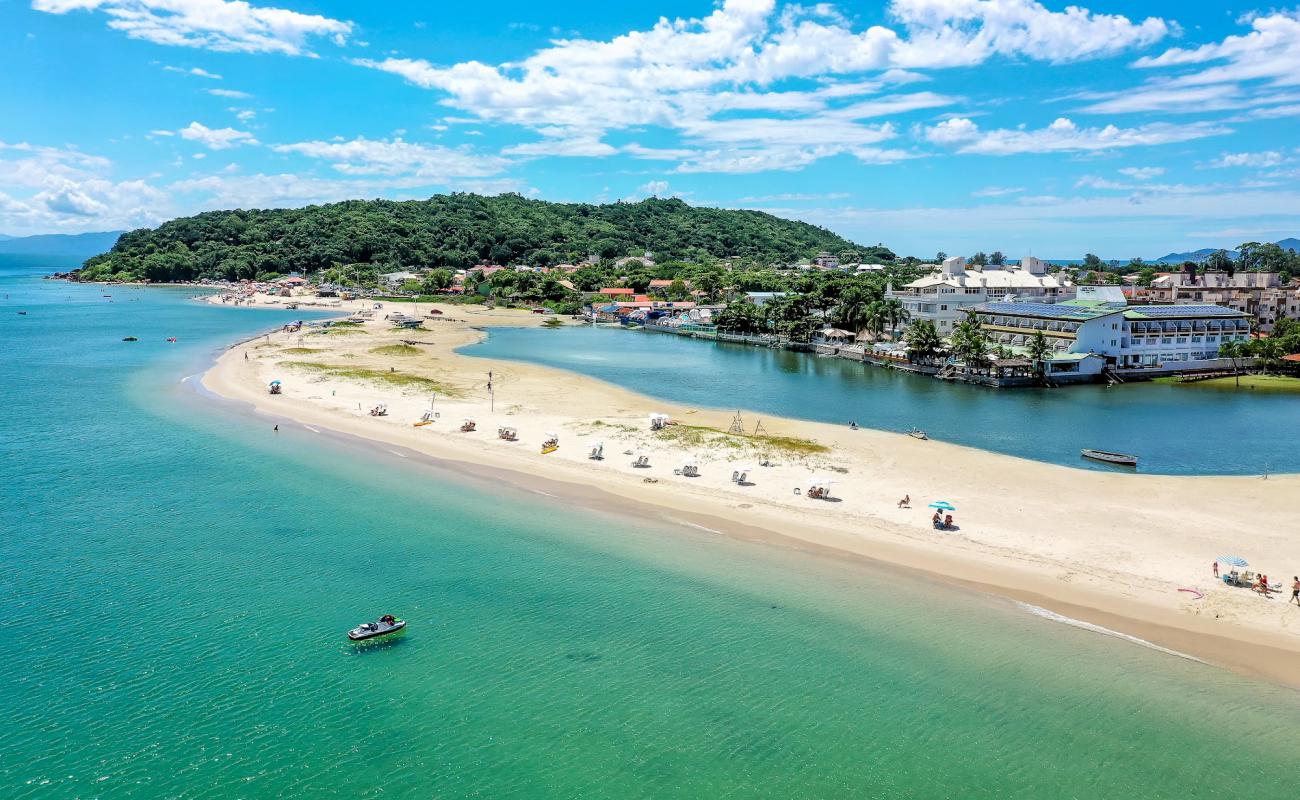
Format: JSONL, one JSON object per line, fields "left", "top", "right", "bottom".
{"left": 197, "top": 293, "right": 1300, "bottom": 689}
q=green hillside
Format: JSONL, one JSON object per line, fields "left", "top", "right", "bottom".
{"left": 76, "top": 194, "right": 873, "bottom": 283}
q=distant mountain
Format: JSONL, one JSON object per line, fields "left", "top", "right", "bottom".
{"left": 0, "top": 231, "right": 124, "bottom": 259}
{"left": 1152, "top": 237, "right": 1298, "bottom": 264}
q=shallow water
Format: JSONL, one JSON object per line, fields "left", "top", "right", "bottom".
{"left": 3, "top": 264, "right": 1298, "bottom": 798}
{"left": 462, "top": 325, "right": 1300, "bottom": 475}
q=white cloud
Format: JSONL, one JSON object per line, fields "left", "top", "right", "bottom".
{"left": 739, "top": 192, "right": 851, "bottom": 202}
{"left": 0, "top": 141, "right": 169, "bottom": 233}
{"left": 163, "top": 65, "right": 223, "bottom": 79}
{"left": 32, "top": 0, "right": 353, "bottom": 56}
{"left": 206, "top": 88, "right": 251, "bottom": 99}
{"left": 1207, "top": 151, "right": 1287, "bottom": 169}
{"left": 1118, "top": 166, "right": 1164, "bottom": 180}
{"left": 970, "top": 185, "right": 1025, "bottom": 197}
{"left": 270, "top": 136, "right": 509, "bottom": 179}
{"left": 926, "top": 117, "right": 1230, "bottom": 155}
{"left": 1116, "top": 12, "right": 1300, "bottom": 121}
{"left": 353, "top": 0, "right": 1168, "bottom": 173}
{"left": 178, "top": 121, "right": 258, "bottom": 149}
{"left": 501, "top": 131, "right": 618, "bottom": 158}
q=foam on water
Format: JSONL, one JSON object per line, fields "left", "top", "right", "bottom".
{"left": 1016, "top": 602, "right": 1208, "bottom": 664}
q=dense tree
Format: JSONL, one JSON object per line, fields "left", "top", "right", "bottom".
{"left": 989, "top": 251, "right": 1005, "bottom": 266}
{"left": 76, "top": 194, "right": 861, "bottom": 283}
{"left": 970, "top": 251, "right": 988, "bottom": 267}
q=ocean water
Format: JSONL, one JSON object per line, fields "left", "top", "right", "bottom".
{"left": 2, "top": 262, "right": 1298, "bottom": 798}
{"left": 462, "top": 325, "right": 1300, "bottom": 475}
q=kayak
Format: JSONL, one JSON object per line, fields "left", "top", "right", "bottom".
{"left": 348, "top": 616, "right": 406, "bottom": 641}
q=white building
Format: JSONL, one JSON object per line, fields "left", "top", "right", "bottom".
{"left": 379, "top": 270, "right": 421, "bottom": 290}
{"left": 972, "top": 287, "right": 1252, "bottom": 378}
{"left": 887, "top": 256, "right": 1073, "bottom": 333}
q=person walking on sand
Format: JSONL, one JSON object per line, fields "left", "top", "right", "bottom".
{"left": 1213, "top": 560, "right": 1219, "bottom": 578}
{"left": 1291, "top": 576, "right": 1299, "bottom": 606}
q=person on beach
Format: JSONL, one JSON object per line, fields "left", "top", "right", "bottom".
{"left": 1213, "top": 561, "right": 1219, "bottom": 578}
{"left": 1291, "top": 577, "right": 1299, "bottom": 606}
{"left": 932, "top": 511, "right": 942, "bottom": 528}
{"left": 898, "top": 495, "right": 910, "bottom": 508}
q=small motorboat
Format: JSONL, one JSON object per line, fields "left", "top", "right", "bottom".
{"left": 348, "top": 614, "right": 406, "bottom": 641}
{"left": 122, "top": 336, "right": 138, "bottom": 342}
{"left": 1081, "top": 449, "right": 1138, "bottom": 467}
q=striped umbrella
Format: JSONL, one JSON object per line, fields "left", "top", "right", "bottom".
{"left": 1217, "top": 555, "right": 1248, "bottom": 567}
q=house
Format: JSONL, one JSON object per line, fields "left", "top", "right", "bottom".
{"left": 380, "top": 270, "right": 420, "bottom": 290}
{"left": 597, "top": 287, "right": 635, "bottom": 298}
{"left": 1144, "top": 268, "right": 1300, "bottom": 334}
{"left": 887, "top": 256, "right": 1073, "bottom": 334}
{"left": 744, "top": 291, "right": 787, "bottom": 307}
{"left": 971, "top": 286, "right": 1252, "bottom": 379}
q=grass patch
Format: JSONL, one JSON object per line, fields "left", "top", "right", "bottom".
{"left": 280, "top": 361, "right": 460, "bottom": 395}
{"left": 657, "top": 424, "right": 830, "bottom": 456}
{"left": 1164, "top": 374, "right": 1300, "bottom": 392}
{"left": 325, "top": 326, "right": 367, "bottom": 336}
{"left": 281, "top": 347, "right": 322, "bottom": 355}
{"left": 369, "top": 344, "right": 421, "bottom": 356}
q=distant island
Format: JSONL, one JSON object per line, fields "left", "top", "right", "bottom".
{"left": 0, "top": 230, "right": 124, "bottom": 260}
{"left": 1152, "top": 237, "right": 1300, "bottom": 264}
{"left": 72, "top": 194, "right": 894, "bottom": 284}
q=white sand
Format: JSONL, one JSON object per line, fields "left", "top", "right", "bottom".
{"left": 201, "top": 293, "right": 1300, "bottom": 686}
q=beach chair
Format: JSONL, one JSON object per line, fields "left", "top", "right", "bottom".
{"left": 631, "top": 455, "right": 650, "bottom": 468}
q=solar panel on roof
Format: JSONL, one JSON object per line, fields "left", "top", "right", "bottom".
{"left": 1126, "top": 305, "right": 1243, "bottom": 317}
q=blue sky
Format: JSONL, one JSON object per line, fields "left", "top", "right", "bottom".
{"left": 2, "top": 0, "right": 1299, "bottom": 257}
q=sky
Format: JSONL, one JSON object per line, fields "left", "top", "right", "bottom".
{"left": 2, "top": 0, "right": 1299, "bottom": 258}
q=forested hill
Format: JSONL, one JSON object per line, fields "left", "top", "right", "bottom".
{"left": 76, "top": 194, "right": 870, "bottom": 283}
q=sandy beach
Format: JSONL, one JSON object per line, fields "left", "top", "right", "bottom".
{"left": 201, "top": 293, "right": 1300, "bottom": 687}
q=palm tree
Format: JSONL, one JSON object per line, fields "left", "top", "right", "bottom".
{"left": 950, "top": 312, "right": 990, "bottom": 369}
{"left": 1219, "top": 340, "right": 1244, "bottom": 386}
{"left": 1027, "top": 330, "right": 1051, "bottom": 377}
{"left": 904, "top": 319, "right": 943, "bottom": 362}
{"left": 876, "top": 297, "right": 909, "bottom": 340}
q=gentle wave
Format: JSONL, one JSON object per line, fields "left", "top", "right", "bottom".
{"left": 1016, "top": 602, "right": 1207, "bottom": 664}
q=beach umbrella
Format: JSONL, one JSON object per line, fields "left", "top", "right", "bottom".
{"left": 1217, "top": 555, "right": 1248, "bottom": 568}
{"left": 928, "top": 501, "right": 956, "bottom": 511}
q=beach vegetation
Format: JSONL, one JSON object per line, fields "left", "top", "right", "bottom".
{"left": 280, "top": 361, "right": 460, "bottom": 394}
{"left": 369, "top": 344, "right": 421, "bottom": 356}
{"left": 280, "top": 347, "right": 322, "bottom": 354}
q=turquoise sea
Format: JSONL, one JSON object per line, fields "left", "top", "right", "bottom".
{"left": 463, "top": 325, "right": 1300, "bottom": 475}
{"left": 2, "top": 258, "right": 1298, "bottom": 798}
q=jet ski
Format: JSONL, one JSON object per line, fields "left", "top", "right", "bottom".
{"left": 348, "top": 614, "right": 406, "bottom": 641}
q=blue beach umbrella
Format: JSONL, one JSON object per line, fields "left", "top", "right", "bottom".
{"left": 928, "top": 501, "right": 956, "bottom": 511}
{"left": 1217, "top": 555, "right": 1248, "bottom": 568}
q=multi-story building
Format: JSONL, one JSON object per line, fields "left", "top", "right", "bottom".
{"left": 1146, "top": 268, "right": 1300, "bottom": 333}
{"left": 887, "top": 256, "right": 1073, "bottom": 334}
{"left": 971, "top": 286, "right": 1253, "bottom": 380}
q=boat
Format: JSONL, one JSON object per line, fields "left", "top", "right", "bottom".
{"left": 122, "top": 336, "right": 138, "bottom": 342}
{"left": 348, "top": 614, "right": 405, "bottom": 641}
{"left": 1081, "top": 449, "right": 1138, "bottom": 466}
{"left": 908, "top": 428, "right": 928, "bottom": 440}
{"left": 541, "top": 444, "right": 558, "bottom": 455}
{"left": 413, "top": 420, "right": 433, "bottom": 427}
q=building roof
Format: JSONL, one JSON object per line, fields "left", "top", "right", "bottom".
{"left": 598, "top": 287, "right": 635, "bottom": 295}
{"left": 1122, "top": 304, "right": 1249, "bottom": 319}
{"left": 976, "top": 301, "right": 1123, "bottom": 321}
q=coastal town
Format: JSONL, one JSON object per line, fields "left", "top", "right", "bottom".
{"left": 190, "top": 243, "right": 1300, "bottom": 391}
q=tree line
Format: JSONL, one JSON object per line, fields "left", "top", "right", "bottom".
{"left": 74, "top": 194, "right": 886, "bottom": 284}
